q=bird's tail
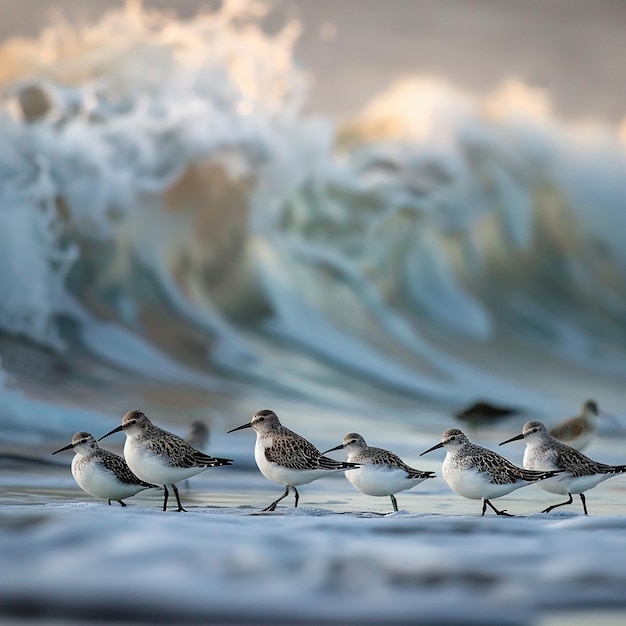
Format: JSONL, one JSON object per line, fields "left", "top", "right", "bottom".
{"left": 599, "top": 463, "right": 626, "bottom": 475}
{"left": 519, "top": 468, "right": 563, "bottom": 482}
{"left": 195, "top": 452, "right": 233, "bottom": 467}
{"left": 341, "top": 461, "right": 361, "bottom": 469}
{"left": 406, "top": 469, "right": 436, "bottom": 480}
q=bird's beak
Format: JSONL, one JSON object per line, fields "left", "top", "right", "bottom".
{"left": 52, "top": 442, "right": 74, "bottom": 455}
{"left": 321, "top": 443, "right": 345, "bottom": 455}
{"left": 499, "top": 433, "right": 525, "bottom": 446}
{"left": 420, "top": 441, "right": 444, "bottom": 456}
{"left": 98, "top": 424, "right": 124, "bottom": 441}
{"left": 227, "top": 422, "right": 253, "bottom": 433}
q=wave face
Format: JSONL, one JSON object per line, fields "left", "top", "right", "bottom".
{"left": 1, "top": 2, "right": 626, "bottom": 412}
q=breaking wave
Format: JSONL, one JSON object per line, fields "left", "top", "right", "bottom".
{"left": 1, "top": 0, "right": 625, "bottom": 412}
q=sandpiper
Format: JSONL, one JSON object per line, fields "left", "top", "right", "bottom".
{"left": 183, "top": 420, "right": 211, "bottom": 489}
{"left": 52, "top": 432, "right": 158, "bottom": 506}
{"left": 323, "top": 433, "right": 435, "bottom": 512}
{"left": 99, "top": 410, "right": 233, "bottom": 512}
{"left": 185, "top": 420, "right": 210, "bottom": 452}
{"left": 455, "top": 400, "right": 520, "bottom": 427}
{"left": 228, "top": 409, "right": 360, "bottom": 512}
{"left": 420, "top": 428, "right": 562, "bottom": 516}
{"left": 500, "top": 420, "right": 626, "bottom": 515}
{"left": 548, "top": 400, "right": 599, "bottom": 450}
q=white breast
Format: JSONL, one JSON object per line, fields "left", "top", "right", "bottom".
{"left": 442, "top": 453, "right": 527, "bottom": 500}
{"left": 345, "top": 464, "right": 421, "bottom": 497}
{"left": 71, "top": 456, "right": 147, "bottom": 501}
{"left": 254, "top": 436, "right": 340, "bottom": 487}
{"left": 124, "top": 438, "right": 206, "bottom": 484}
{"left": 523, "top": 446, "right": 570, "bottom": 495}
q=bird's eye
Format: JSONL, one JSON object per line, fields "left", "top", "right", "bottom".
{"left": 449, "top": 436, "right": 456, "bottom": 441}
{"left": 258, "top": 417, "right": 265, "bottom": 422}
{"left": 351, "top": 439, "right": 357, "bottom": 444}
{"left": 130, "top": 420, "right": 136, "bottom": 425}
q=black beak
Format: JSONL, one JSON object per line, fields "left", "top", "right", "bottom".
{"left": 227, "top": 422, "right": 253, "bottom": 433}
{"left": 98, "top": 424, "right": 124, "bottom": 441}
{"left": 420, "top": 441, "right": 445, "bottom": 456}
{"left": 321, "top": 443, "right": 345, "bottom": 455}
{"left": 499, "top": 433, "right": 525, "bottom": 446}
{"left": 52, "top": 442, "right": 75, "bottom": 455}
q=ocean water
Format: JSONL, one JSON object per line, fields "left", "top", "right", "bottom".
{"left": 1, "top": 2, "right": 626, "bottom": 624}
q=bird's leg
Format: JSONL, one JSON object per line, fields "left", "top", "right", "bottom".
{"left": 579, "top": 493, "right": 588, "bottom": 515}
{"left": 542, "top": 493, "right": 573, "bottom": 514}
{"left": 263, "top": 486, "right": 290, "bottom": 512}
{"left": 390, "top": 494, "right": 398, "bottom": 512}
{"left": 163, "top": 485, "right": 169, "bottom": 511}
{"left": 117, "top": 500, "right": 127, "bottom": 507}
{"left": 171, "top": 483, "right": 187, "bottom": 512}
{"left": 293, "top": 486, "right": 299, "bottom": 508}
{"left": 483, "top": 498, "right": 513, "bottom": 517}
{"left": 108, "top": 499, "right": 112, "bottom": 506}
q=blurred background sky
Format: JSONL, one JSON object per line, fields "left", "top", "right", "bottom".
{"left": 1, "top": 0, "right": 625, "bottom": 123}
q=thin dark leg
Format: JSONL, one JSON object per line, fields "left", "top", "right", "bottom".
{"left": 263, "top": 486, "right": 290, "bottom": 512}
{"left": 390, "top": 494, "right": 398, "bottom": 512}
{"left": 108, "top": 499, "right": 112, "bottom": 506}
{"left": 483, "top": 498, "right": 513, "bottom": 517}
{"left": 117, "top": 500, "right": 127, "bottom": 507}
{"left": 580, "top": 493, "right": 588, "bottom": 515}
{"left": 293, "top": 486, "right": 299, "bottom": 508}
{"left": 542, "top": 493, "right": 573, "bottom": 514}
{"left": 171, "top": 483, "right": 187, "bottom": 512}
{"left": 163, "top": 485, "right": 169, "bottom": 511}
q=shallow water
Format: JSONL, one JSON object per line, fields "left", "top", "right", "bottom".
{"left": 3, "top": 462, "right": 626, "bottom": 625}
{"left": 3, "top": 383, "right": 626, "bottom": 626}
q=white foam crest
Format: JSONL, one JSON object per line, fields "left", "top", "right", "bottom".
{"left": 325, "top": 79, "right": 626, "bottom": 356}
{"left": 0, "top": 138, "right": 77, "bottom": 350}
{"left": 1, "top": 0, "right": 304, "bottom": 112}
{"left": 0, "top": 0, "right": 309, "bottom": 359}
{"left": 346, "top": 77, "right": 625, "bottom": 253}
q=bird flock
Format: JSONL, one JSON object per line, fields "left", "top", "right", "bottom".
{"left": 52, "top": 403, "right": 626, "bottom": 516}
